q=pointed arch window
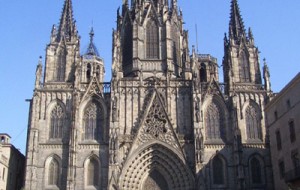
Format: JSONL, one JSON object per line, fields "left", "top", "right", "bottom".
{"left": 205, "top": 103, "right": 224, "bottom": 140}
{"left": 146, "top": 20, "right": 159, "bottom": 59}
{"left": 55, "top": 51, "right": 66, "bottom": 82}
{"left": 83, "top": 101, "right": 103, "bottom": 141}
{"left": 246, "top": 104, "right": 262, "bottom": 140}
{"left": 87, "top": 63, "right": 92, "bottom": 81}
{"left": 239, "top": 51, "right": 250, "bottom": 82}
{"left": 200, "top": 63, "right": 207, "bottom": 82}
{"left": 250, "top": 157, "right": 262, "bottom": 184}
{"left": 50, "top": 104, "right": 65, "bottom": 139}
{"left": 96, "top": 65, "right": 100, "bottom": 79}
{"left": 48, "top": 159, "right": 59, "bottom": 186}
{"left": 87, "top": 158, "right": 99, "bottom": 187}
{"left": 213, "top": 156, "right": 225, "bottom": 185}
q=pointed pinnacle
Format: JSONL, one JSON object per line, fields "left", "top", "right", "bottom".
{"left": 229, "top": 0, "right": 246, "bottom": 40}
{"left": 57, "top": 0, "right": 76, "bottom": 41}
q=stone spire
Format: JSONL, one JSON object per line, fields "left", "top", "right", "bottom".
{"left": 229, "top": 0, "right": 246, "bottom": 40}
{"left": 86, "top": 27, "right": 100, "bottom": 56}
{"left": 57, "top": 0, "right": 77, "bottom": 41}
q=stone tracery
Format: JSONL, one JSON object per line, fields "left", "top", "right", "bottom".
{"left": 120, "top": 144, "right": 194, "bottom": 190}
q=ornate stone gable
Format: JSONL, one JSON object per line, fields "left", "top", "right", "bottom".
{"left": 81, "top": 76, "right": 103, "bottom": 100}
{"left": 202, "top": 79, "right": 226, "bottom": 101}
{"left": 129, "top": 88, "right": 182, "bottom": 154}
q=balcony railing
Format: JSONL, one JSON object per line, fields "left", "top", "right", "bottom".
{"left": 285, "top": 166, "right": 300, "bottom": 182}
{"left": 102, "top": 82, "right": 111, "bottom": 94}
{"left": 198, "top": 54, "right": 217, "bottom": 63}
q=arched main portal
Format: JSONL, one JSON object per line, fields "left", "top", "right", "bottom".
{"left": 143, "top": 170, "right": 169, "bottom": 190}
{"left": 119, "top": 143, "right": 195, "bottom": 190}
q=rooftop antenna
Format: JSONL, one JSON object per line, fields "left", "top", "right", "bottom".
{"left": 195, "top": 24, "right": 199, "bottom": 54}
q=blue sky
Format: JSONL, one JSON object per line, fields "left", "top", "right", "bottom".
{"left": 0, "top": 0, "right": 299, "bottom": 154}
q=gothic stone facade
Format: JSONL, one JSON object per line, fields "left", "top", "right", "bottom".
{"left": 24, "top": 0, "right": 274, "bottom": 189}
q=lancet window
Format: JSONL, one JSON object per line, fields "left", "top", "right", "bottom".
{"left": 55, "top": 51, "right": 66, "bottom": 82}
{"left": 87, "top": 63, "right": 92, "bottom": 81}
{"left": 146, "top": 20, "right": 159, "bottom": 59}
{"left": 50, "top": 104, "right": 65, "bottom": 139}
{"left": 83, "top": 101, "right": 102, "bottom": 141}
{"left": 87, "top": 158, "right": 99, "bottom": 187}
{"left": 96, "top": 65, "right": 100, "bottom": 79}
{"left": 239, "top": 51, "right": 250, "bottom": 82}
{"left": 205, "top": 103, "right": 224, "bottom": 140}
{"left": 213, "top": 156, "right": 225, "bottom": 185}
{"left": 246, "top": 104, "right": 262, "bottom": 140}
{"left": 48, "top": 158, "right": 59, "bottom": 186}
{"left": 250, "top": 157, "right": 262, "bottom": 184}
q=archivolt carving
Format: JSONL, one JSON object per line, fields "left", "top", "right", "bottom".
{"left": 119, "top": 144, "right": 194, "bottom": 190}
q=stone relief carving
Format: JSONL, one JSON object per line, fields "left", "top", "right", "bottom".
{"left": 138, "top": 95, "right": 179, "bottom": 149}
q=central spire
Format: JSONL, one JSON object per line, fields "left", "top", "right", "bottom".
{"left": 86, "top": 27, "right": 100, "bottom": 56}
{"left": 57, "top": 0, "right": 77, "bottom": 41}
{"left": 229, "top": 0, "right": 246, "bottom": 39}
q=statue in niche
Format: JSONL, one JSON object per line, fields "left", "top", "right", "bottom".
{"left": 112, "top": 97, "right": 119, "bottom": 122}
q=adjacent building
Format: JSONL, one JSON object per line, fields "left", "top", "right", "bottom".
{"left": 24, "top": 0, "right": 275, "bottom": 189}
{"left": 0, "top": 133, "right": 25, "bottom": 190}
{"left": 266, "top": 73, "right": 300, "bottom": 190}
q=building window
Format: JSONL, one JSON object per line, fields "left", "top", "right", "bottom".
{"left": 279, "top": 161, "right": 285, "bottom": 179}
{"left": 276, "top": 130, "right": 282, "bottom": 151}
{"left": 246, "top": 104, "right": 262, "bottom": 140}
{"left": 50, "top": 104, "right": 65, "bottom": 139}
{"left": 287, "top": 99, "right": 291, "bottom": 109}
{"left": 96, "top": 66, "right": 100, "bottom": 79}
{"left": 146, "top": 20, "right": 159, "bottom": 59}
{"left": 48, "top": 159, "right": 59, "bottom": 186}
{"left": 213, "top": 156, "right": 225, "bottom": 185}
{"left": 55, "top": 51, "right": 66, "bottom": 82}
{"left": 250, "top": 157, "right": 262, "bottom": 184}
{"left": 200, "top": 63, "right": 207, "bottom": 82}
{"left": 205, "top": 103, "right": 224, "bottom": 140}
{"left": 87, "top": 63, "right": 92, "bottom": 81}
{"left": 239, "top": 51, "right": 250, "bottom": 82}
{"left": 83, "top": 101, "right": 103, "bottom": 141}
{"left": 87, "top": 158, "right": 99, "bottom": 186}
{"left": 289, "top": 120, "right": 296, "bottom": 143}
{"left": 274, "top": 111, "right": 278, "bottom": 120}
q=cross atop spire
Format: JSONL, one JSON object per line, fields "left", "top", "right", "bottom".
{"left": 229, "top": 0, "right": 246, "bottom": 40}
{"left": 85, "top": 27, "right": 100, "bottom": 56}
{"left": 57, "top": 0, "right": 77, "bottom": 42}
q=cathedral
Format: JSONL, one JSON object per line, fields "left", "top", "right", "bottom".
{"left": 24, "top": 0, "right": 274, "bottom": 189}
